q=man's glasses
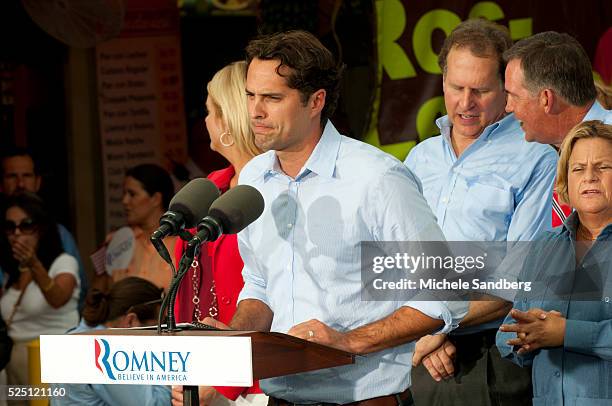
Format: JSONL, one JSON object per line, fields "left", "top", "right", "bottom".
{"left": 3, "top": 218, "right": 38, "bottom": 235}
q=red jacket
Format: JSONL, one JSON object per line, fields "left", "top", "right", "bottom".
{"left": 173, "top": 166, "right": 261, "bottom": 399}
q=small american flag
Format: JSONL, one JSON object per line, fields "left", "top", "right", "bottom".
{"left": 90, "top": 245, "right": 107, "bottom": 276}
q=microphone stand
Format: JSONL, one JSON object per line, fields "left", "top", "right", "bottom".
{"left": 156, "top": 230, "right": 198, "bottom": 333}
{"left": 167, "top": 241, "right": 199, "bottom": 331}
{"left": 153, "top": 231, "right": 200, "bottom": 406}
{"left": 176, "top": 237, "right": 201, "bottom": 406}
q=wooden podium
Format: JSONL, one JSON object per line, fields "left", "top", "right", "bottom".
{"left": 40, "top": 328, "right": 354, "bottom": 405}
{"left": 80, "top": 328, "right": 355, "bottom": 379}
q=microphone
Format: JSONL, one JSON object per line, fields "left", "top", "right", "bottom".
{"left": 150, "top": 178, "right": 220, "bottom": 241}
{"left": 188, "top": 184, "right": 264, "bottom": 247}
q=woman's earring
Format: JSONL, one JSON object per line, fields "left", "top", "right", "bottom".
{"left": 220, "top": 131, "right": 234, "bottom": 147}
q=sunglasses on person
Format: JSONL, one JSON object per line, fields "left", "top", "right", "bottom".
{"left": 3, "top": 218, "right": 38, "bottom": 235}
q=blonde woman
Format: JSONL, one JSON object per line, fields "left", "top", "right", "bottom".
{"left": 497, "top": 120, "right": 612, "bottom": 405}
{"left": 172, "top": 61, "right": 265, "bottom": 406}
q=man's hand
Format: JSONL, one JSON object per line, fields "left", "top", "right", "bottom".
{"left": 288, "top": 319, "right": 353, "bottom": 353}
{"left": 201, "top": 317, "right": 230, "bottom": 330}
{"left": 413, "top": 335, "right": 456, "bottom": 381}
{"left": 229, "top": 299, "right": 273, "bottom": 332}
{"left": 499, "top": 308, "right": 566, "bottom": 354}
{"left": 412, "top": 334, "right": 447, "bottom": 366}
{"left": 171, "top": 385, "right": 220, "bottom": 406}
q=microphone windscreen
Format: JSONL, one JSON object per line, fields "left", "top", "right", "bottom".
{"left": 169, "top": 179, "right": 220, "bottom": 228}
{"left": 208, "top": 185, "right": 264, "bottom": 234}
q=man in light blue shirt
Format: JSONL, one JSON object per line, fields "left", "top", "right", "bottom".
{"left": 204, "top": 30, "right": 467, "bottom": 405}
{"left": 505, "top": 32, "right": 612, "bottom": 229}
{"left": 405, "top": 20, "right": 557, "bottom": 406}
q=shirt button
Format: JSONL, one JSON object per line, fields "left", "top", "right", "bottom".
{"left": 441, "top": 197, "right": 448, "bottom": 203}
{"left": 554, "top": 371, "right": 561, "bottom": 377}
{"left": 287, "top": 223, "right": 293, "bottom": 229}
{"left": 221, "top": 296, "right": 231, "bottom": 305}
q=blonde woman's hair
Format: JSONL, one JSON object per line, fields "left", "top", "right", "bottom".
{"left": 557, "top": 120, "right": 612, "bottom": 204}
{"left": 207, "top": 61, "right": 261, "bottom": 157}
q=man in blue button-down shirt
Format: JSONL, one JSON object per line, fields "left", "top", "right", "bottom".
{"left": 204, "top": 30, "right": 467, "bottom": 405}
{"left": 405, "top": 20, "right": 558, "bottom": 406}
{"left": 504, "top": 31, "right": 612, "bottom": 227}
{"left": 504, "top": 31, "right": 612, "bottom": 148}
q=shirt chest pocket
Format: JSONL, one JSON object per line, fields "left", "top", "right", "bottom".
{"left": 460, "top": 181, "right": 514, "bottom": 224}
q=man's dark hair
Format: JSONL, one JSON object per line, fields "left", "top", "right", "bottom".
{"left": 503, "top": 31, "right": 596, "bottom": 106}
{"left": 246, "top": 30, "right": 345, "bottom": 126}
{"left": 0, "top": 146, "right": 38, "bottom": 176}
{"left": 125, "top": 164, "right": 174, "bottom": 211}
{"left": 438, "top": 18, "right": 512, "bottom": 80}
{"left": 0, "top": 192, "right": 63, "bottom": 288}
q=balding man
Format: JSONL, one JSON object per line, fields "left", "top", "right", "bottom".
{"left": 405, "top": 19, "right": 557, "bottom": 406}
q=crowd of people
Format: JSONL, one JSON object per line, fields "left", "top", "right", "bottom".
{"left": 0, "top": 18, "right": 611, "bottom": 406}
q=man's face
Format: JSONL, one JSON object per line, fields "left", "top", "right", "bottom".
{"left": 1, "top": 155, "right": 41, "bottom": 195}
{"left": 443, "top": 47, "right": 507, "bottom": 141}
{"left": 504, "top": 59, "right": 559, "bottom": 144}
{"left": 246, "top": 58, "right": 315, "bottom": 153}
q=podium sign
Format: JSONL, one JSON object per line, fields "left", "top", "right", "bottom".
{"left": 40, "top": 334, "right": 253, "bottom": 386}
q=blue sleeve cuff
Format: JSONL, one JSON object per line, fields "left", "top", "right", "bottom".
{"left": 564, "top": 318, "right": 594, "bottom": 353}
{"left": 495, "top": 327, "right": 534, "bottom": 367}
{"left": 496, "top": 329, "right": 517, "bottom": 358}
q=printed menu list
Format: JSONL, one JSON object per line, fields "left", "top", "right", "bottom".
{"left": 96, "top": 34, "right": 186, "bottom": 232}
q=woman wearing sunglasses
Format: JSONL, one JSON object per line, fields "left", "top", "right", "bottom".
{"left": 52, "top": 276, "right": 170, "bottom": 406}
{"left": 0, "top": 192, "right": 80, "bottom": 395}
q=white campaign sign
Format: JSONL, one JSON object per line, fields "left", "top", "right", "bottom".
{"left": 40, "top": 334, "right": 253, "bottom": 386}
{"left": 105, "top": 226, "right": 135, "bottom": 274}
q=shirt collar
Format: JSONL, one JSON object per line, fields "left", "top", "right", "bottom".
{"left": 583, "top": 101, "right": 609, "bottom": 122}
{"left": 261, "top": 120, "right": 341, "bottom": 181}
{"left": 436, "top": 113, "right": 513, "bottom": 147}
{"left": 208, "top": 166, "right": 235, "bottom": 192}
{"left": 300, "top": 120, "right": 340, "bottom": 179}
{"left": 562, "top": 211, "right": 612, "bottom": 241}
{"left": 561, "top": 211, "right": 580, "bottom": 240}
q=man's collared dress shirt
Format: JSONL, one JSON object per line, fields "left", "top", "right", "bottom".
{"left": 405, "top": 113, "right": 558, "bottom": 242}
{"left": 405, "top": 113, "right": 557, "bottom": 334}
{"left": 583, "top": 100, "right": 612, "bottom": 124}
{"left": 237, "top": 121, "right": 468, "bottom": 404}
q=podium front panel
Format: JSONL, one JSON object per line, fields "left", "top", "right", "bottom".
{"left": 40, "top": 334, "right": 253, "bottom": 386}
